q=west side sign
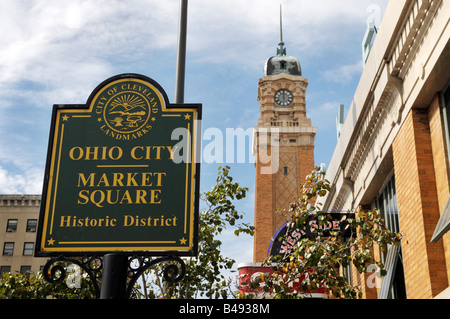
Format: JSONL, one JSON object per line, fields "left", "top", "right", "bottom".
{"left": 35, "top": 74, "right": 201, "bottom": 256}
{"left": 268, "top": 212, "right": 354, "bottom": 259}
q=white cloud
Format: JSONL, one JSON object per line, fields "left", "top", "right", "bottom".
{"left": 309, "top": 101, "right": 342, "bottom": 131}
{"left": 0, "top": 166, "right": 42, "bottom": 194}
{"left": 185, "top": 0, "right": 387, "bottom": 66}
{"left": 0, "top": 0, "right": 180, "bottom": 107}
{"left": 321, "top": 60, "right": 363, "bottom": 83}
{"left": 0, "top": 0, "right": 387, "bottom": 106}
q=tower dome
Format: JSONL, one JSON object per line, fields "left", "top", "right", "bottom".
{"left": 264, "top": 5, "right": 302, "bottom": 76}
{"left": 264, "top": 55, "right": 302, "bottom": 76}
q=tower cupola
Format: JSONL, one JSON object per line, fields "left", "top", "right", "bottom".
{"left": 264, "top": 5, "right": 302, "bottom": 76}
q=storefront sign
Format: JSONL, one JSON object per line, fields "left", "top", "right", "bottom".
{"left": 268, "top": 212, "right": 353, "bottom": 258}
{"left": 237, "top": 263, "right": 327, "bottom": 298}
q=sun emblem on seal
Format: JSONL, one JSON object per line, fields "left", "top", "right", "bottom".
{"left": 94, "top": 79, "right": 162, "bottom": 140}
{"left": 103, "top": 93, "right": 151, "bottom": 134}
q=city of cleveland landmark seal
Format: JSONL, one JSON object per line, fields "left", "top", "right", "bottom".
{"left": 92, "top": 78, "right": 162, "bottom": 140}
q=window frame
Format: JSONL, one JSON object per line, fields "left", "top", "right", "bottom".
{"left": 23, "top": 242, "right": 34, "bottom": 256}
{"left": 26, "top": 219, "right": 37, "bottom": 232}
{"left": 3, "top": 242, "right": 14, "bottom": 256}
{"left": 440, "top": 81, "right": 450, "bottom": 166}
{"left": 375, "top": 172, "right": 407, "bottom": 299}
{"left": 432, "top": 81, "right": 450, "bottom": 242}
{"left": 20, "top": 265, "right": 31, "bottom": 277}
{"left": 0, "top": 265, "right": 11, "bottom": 274}
{"left": 6, "top": 219, "right": 18, "bottom": 232}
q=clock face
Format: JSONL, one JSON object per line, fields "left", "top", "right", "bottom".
{"left": 274, "top": 89, "right": 293, "bottom": 106}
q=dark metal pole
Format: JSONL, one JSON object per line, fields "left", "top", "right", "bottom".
{"left": 100, "top": 253, "right": 128, "bottom": 299}
{"left": 174, "top": 0, "right": 188, "bottom": 104}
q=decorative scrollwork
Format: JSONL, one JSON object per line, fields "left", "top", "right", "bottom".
{"left": 162, "top": 260, "right": 185, "bottom": 283}
{"left": 42, "top": 255, "right": 186, "bottom": 299}
{"left": 126, "top": 255, "right": 186, "bottom": 298}
{"left": 42, "top": 260, "right": 66, "bottom": 284}
{"left": 42, "top": 255, "right": 103, "bottom": 298}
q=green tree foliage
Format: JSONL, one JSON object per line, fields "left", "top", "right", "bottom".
{"left": 239, "top": 167, "right": 402, "bottom": 299}
{"left": 135, "top": 166, "right": 254, "bottom": 299}
{"left": 0, "top": 268, "right": 96, "bottom": 299}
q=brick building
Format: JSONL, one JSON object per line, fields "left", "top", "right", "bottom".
{"left": 238, "top": 10, "right": 321, "bottom": 297}
{"left": 320, "top": 0, "right": 450, "bottom": 299}
{"left": 0, "top": 195, "right": 45, "bottom": 275}
{"left": 252, "top": 26, "right": 316, "bottom": 264}
{"left": 240, "top": 0, "right": 450, "bottom": 299}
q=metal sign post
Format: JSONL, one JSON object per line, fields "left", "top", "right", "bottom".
{"left": 100, "top": 254, "right": 128, "bottom": 299}
{"left": 174, "top": 0, "right": 188, "bottom": 104}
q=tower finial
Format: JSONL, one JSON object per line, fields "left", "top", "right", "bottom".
{"left": 277, "top": 4, "right": 286, "bottom": 56}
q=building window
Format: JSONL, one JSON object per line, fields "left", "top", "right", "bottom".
{"left": 20, "top": 266, "right": 31, "bottom": 277}
{"left": 342, "top": 248, "right": 353, "bottom": 286}
{"left": 283, "top": 166, "right": 288, "bottom": 175}
{"left": 376, "top": 173, "right": 406, "bottom": 299}
{"left": 3, "top": 242, "right": 14, "bottom": 256}
{"left": 26, "top": 219, "right": 37, "bottom": 232}
{"left": 432, "top": 82, "right": 450, "bottom": 242}
{"left": 441, "top": 82, "right": 450, "bottom": 163}
{"left": 6, "top": 219, "right": 17, "bottom": 232}
{"left": 23, "top": 242, "right": 34, "bottom": 256}
{"left": 377, "top": 174, "right": 400, "bottom": 233}
{"left": 0, "top": 265, "right": 11, "bottom": 274}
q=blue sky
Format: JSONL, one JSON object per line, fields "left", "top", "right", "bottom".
{"left": 0, "top": 0, "right": 388, "bottom": 269}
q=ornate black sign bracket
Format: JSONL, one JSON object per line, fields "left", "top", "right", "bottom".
{"left": 126, "top": 255, "right": 186, "bottom": 298}
{"left": 42, "top": 254, "right": 186, "bottom": 299}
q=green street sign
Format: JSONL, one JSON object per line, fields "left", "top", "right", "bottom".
{"left": 35, "top": 74, "right": 201, "bottom": 256}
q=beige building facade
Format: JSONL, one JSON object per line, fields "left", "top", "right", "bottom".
{"left": 321, "top": 0, "right": 450, "bottom": 299}
{"left": 0, "top": 195, "right": 45, "bottom": 275}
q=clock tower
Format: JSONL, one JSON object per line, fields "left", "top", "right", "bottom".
{"left": 252, "top": 21, "right": 316, "bottom": 263}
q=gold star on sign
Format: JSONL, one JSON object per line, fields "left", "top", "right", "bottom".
{"left": 47, "top": 238, "right": 55, "bottom": 246}
{"left": 180, "top": 237, "right": 187, "bottom": 245}
{"left": 151, "top": 117, "right": 156, "bottom": 122}
{"left": 97, "top": 117, "right": 102, "bottom": 122}
{"left": 184, "top": 114, "right": 191, "bottom": 120}
{"left": 62, "top": 115, "right": 69, "bottom": 121}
